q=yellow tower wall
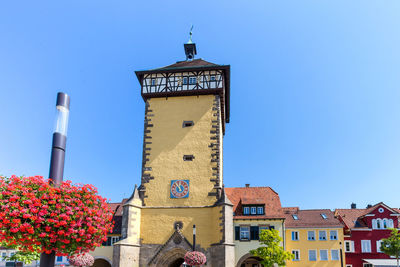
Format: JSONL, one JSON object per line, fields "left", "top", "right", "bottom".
{"left": 142, "top": 95, "right": 221, "bottom": 207}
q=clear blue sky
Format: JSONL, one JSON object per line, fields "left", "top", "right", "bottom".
{"left": 1, "top": 1, "right": 399, "bottom": 210}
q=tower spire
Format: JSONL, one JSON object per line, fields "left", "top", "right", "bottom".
{"left": 184, "top": 25, "right": 197, "bottom": 61}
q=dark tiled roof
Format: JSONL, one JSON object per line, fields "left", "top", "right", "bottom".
{"left": 283, "top": 208, "right": 343, "bottom": 228}
{"left": 225, "top": 187, "right": 284, "bottom": 219}
{"left": 153, "top": 59, "right": 220, "bottom": 71}
{"left": 108, "top": 198, "right": 128, "bottom": 235}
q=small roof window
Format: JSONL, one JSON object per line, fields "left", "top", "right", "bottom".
{"left": 321, "top": 213, "right": 328, "bottom": 219}
{"left": 292, "top": 214, "right": 299, "bottom": 220}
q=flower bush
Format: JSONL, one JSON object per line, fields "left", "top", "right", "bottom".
{"left": 68, "top": 253, "right": 94, "bottom": 267}
{"left": 184, "top": 251, "right": 207, "bottom": 266}
{"left": 0, "top": 175, "right": 114, "bottom": 256}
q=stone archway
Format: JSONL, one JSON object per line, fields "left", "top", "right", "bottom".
{"left": 155, "top": 247, "right": 187, "bottom": 267}
{"left": 92, "top": 258, "right": 112, "bottom": 267}
{"left": 236, "top": 253, "right": 263, "bottom": 267}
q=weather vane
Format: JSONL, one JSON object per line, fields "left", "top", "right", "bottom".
{"left": 188, "top": 25, "right": 194, "bottom": 44}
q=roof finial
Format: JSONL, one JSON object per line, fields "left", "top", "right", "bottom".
{"left": 188, "top": 25, "right": 194, "bottom": 44}
{"left": 184, "top": 25, "right": 197, "bottom": 61}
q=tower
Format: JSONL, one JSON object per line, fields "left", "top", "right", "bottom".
{"left": 113, "top": 38, "right": 234, "bottom": 267}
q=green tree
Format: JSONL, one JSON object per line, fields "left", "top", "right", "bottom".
{"left": 0, "top": 242, "right": 40, "bottom": 264}
{"left": 380, "top": 228, "right": 400, "bottom": 267}
{"left": 250, "top": 229, "right": 294, "bottom": 267}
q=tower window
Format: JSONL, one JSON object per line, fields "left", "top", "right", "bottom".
{"left": 151, "top": 79, "right": 156, "bottom": 86}
{"left": 183, "top": 77, "right": 188, "bottom": 85}
{"left": 182, "top": 121, "right": 194, "bottom": 128}
{"left": 189, "top": 77, "right": 197, "bottom": 85}
{"left": 183, "top": 155, "right": 195, "bottom": 161}
{"left": 210, "top": 75, "right": 216, "bottom": 81}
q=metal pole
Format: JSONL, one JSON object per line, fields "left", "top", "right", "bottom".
{"left": 192, "top": 225, "right": 196, "bottom": 251}
{"left": 40, "top": 92, "right": 70, "bottom": 267}
{"left": 340, "top": 242, "right": 344, "bottom": 267}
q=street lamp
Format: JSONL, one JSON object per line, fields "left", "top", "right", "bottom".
{"left": 40, "top": 92, "right": 70, "bottom": 267}
{"left": 192, "top": 225, "right": 196, "bottom": 251}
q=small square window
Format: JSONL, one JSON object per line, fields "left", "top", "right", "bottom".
{"left": 182, "top": 121, "right": 194, "bottom": 128}
{"left": 250, "top": 207, "right": 257, "bottom": 215}
{"left": 319, "top": 230, "right": 327, "bottom": 240}
{"left": 210, "top": 75, "right": 216, "bottom": 81}
{"left": 307, "top": 231, "right": 315, "bottom": 241}
{"left": 57, "top": 256, "right": 63, "bottom": 262}
{"left": 257, "top": 207, "right": 264, "bottom": 214}
{"left": 189, "top": 77, "right": 197, "bottom": 85}
{"left": 330, "top": 230, "right": 338, "bottom": 240}
{"left": 331, "top": 250, "right": 340, "bottom": 260}
{"left": 240, "top": 226, "right": 250, "bottom": 240}
{"left": 243, "top": 207, "right": 250, "bottom": 215}
{"left": 292, "top": 250, "right": 300, "bottom": 261}
{"left": 309, "top": 250, "right": 317, "bottom": 261}
{"left": 320, "top": 250, "right": 328, "bottom": 261}
{"left": 183, "top": 155, "right": 195, "bottom": 161}
{"left": 292, "top": 231, "right": 299, "bottom": 241}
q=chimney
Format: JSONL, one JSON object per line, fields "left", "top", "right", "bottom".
{"left": 366, "top": 204, "right": 372, "bottom": 208}
{"left": 245, "top": 184, "right": 250, "bottom": 188}
{"left": 351, "top": 203, "right": 356, "bottom": 209}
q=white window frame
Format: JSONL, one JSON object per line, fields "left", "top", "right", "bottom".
{"left": 361, "top": 240, "right": 371, "bottom": 253}
{"left": 308, "top": 250, "right": 317, "bottom": 261}
{"left": 389, "top": 219, "right": 394, "bottom": 228}
{"left": 189, "top": 76, "right": 197, "bottom": 85}
{"left": 345, "top": 240, "right": 355, "bottom": 252}
{"left": 308, "top": 230, "right": 316, "bottom": 241}
{"left": 243, "top": 207, "right": 250, "bottom": 215}
{"left": 1, "top": 252, "right": 7, "bottom": 262}
{"left": 250, "top": 207, "right": 257, "bottom": 215}
{"left": 291, "top": 231, "right": 299, "bottom": 241}
{"left": 292, "top": 250, "right": 300, "bottom": 261}
{"left": 257, "top": 206, "right": 264, "bottom": 214}
{"left": 319, "top": 230, "right": 327, "bottom": 240}
{"left": 376, "top": 240, "right": 382, "bottom": 253}
{"left": 240, "top": 226, "right": 250, "bottom": 240}
{"left": 330, "top": 230, "right": 338, "bottom": 240}
{"left": 363, "top": 264, "right": 373, "bottom": 267}
{"left": 320, "top": 249, "right": 328, "bottom": 261}
{"left": 331, "top": 249, "right": 340, "bottom": 260}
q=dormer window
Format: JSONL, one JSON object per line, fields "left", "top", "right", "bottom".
{"left": 243, "top": 205, "right": 265, "bottom": 215}
{"left": 257, "top": 207, "right": 264, "bottom": 215}
{"left": 321, "top": 213, "right": 328, "bottom": 220}
{"left": 292, "top": 214, "right": 299, "bottom": 220}
{"left": 243, "top": 207, "right": 250, "bottom": 215}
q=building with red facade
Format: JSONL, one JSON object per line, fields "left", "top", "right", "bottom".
{"left": 335, "top": 203, "right": 400, "bottom": 267}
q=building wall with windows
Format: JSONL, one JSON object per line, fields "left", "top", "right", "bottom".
{"left": 233, "top": 219, "right": 284, "bottom": 266}
{"left": 226, "top": 186, "right": 285, "bottom": 267}
{"left": 284, "top": 208, "right": 345, "bottom": 267}
{"left": 335, "top": 202, "right": 400, "bottom": 267}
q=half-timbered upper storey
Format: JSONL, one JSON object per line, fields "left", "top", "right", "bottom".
{"left": 135, "top": 58, "right": 231, "bottom": 133}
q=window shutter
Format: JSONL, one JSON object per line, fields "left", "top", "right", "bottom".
{"left": 235, "top": 226, "right": 240, "bottom": 240}
{"left": 250, "top": 226, "right": 259, "bottom": 240}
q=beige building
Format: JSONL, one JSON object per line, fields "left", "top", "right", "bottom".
{"left": 225, "top": 185, "right": 286, "bottom": 267}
